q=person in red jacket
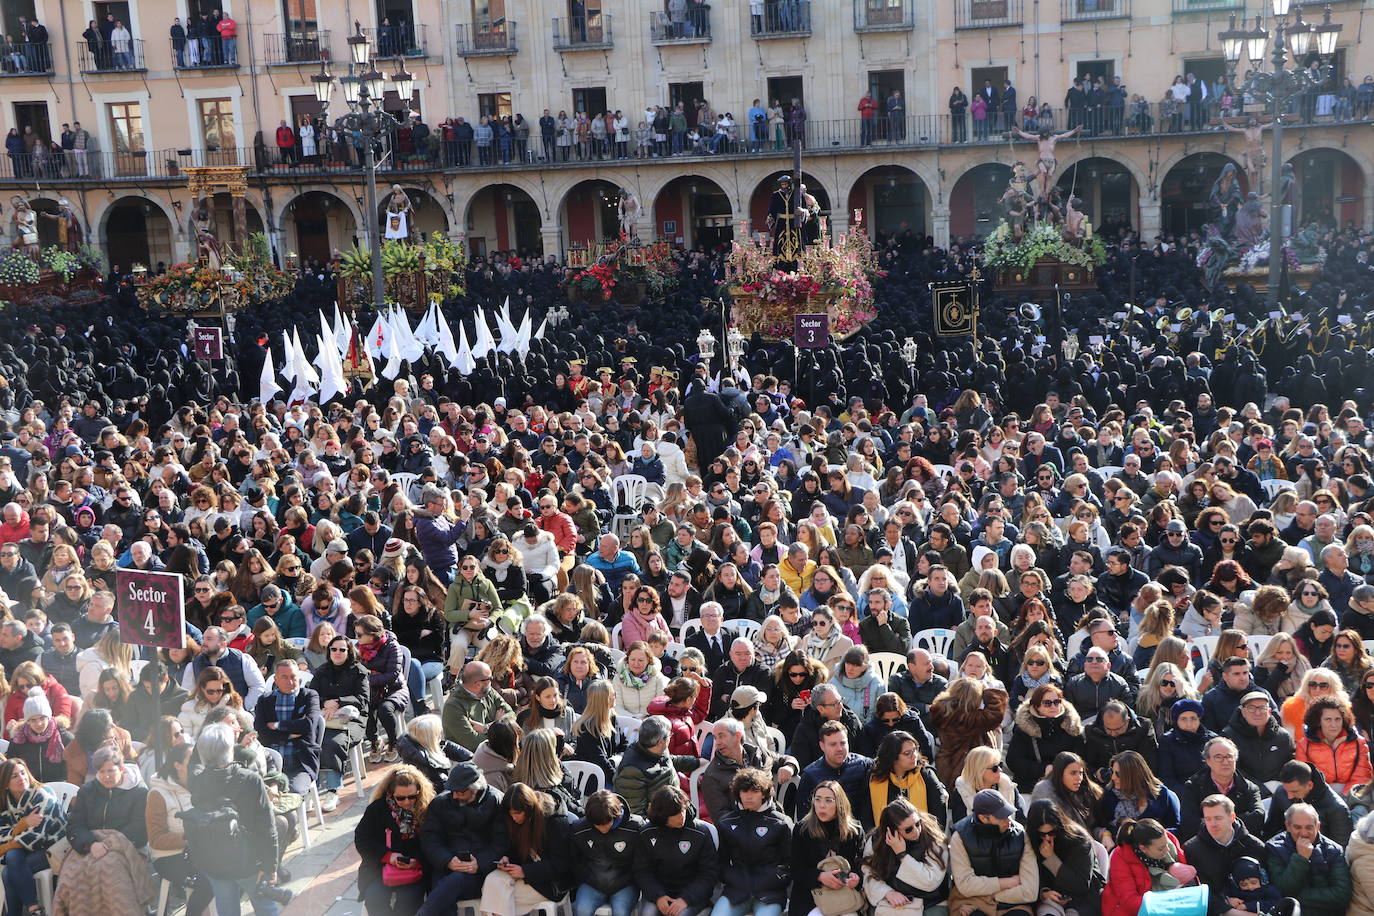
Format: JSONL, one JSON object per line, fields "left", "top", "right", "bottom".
{"left": 533, "top": 494, "right": 577, "bottom": 589}
{"left": 645, "top": 671, "right": 713, "bottom": 759}
{"left": 1102, "top": 818, "right": 1196, "bottom": 916}
{"left": 216, "top": 12, "right": 237, "bottom": 65}
{"left": 275, "top": 119, "right": 296, "bottom": 166}
{"left": 857, "top": 92, "right": 878, "bottom": 146}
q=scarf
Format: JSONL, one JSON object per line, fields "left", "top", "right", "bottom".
{"left": 1138, "top": 845, "right": 1181, "bottom": 891}
{"left": 869, "top": 769, "right": 928, "bottom": 824}
{"left": 13, "top": 716, "right": 65, "bottom": 764}
{"left": 359, "top": 632, "right": 388, "bottom": 663}
{"left": 617, "top": 662, "right": 655, "bottom": 689}
{"left": 808, "top": 630, "right": 842, "bottom": 660}
{"left": 759, "top": 583, "right": 781, "bottom": 605}
{"left": 1019, "top": 668, "right": 1054, "bottom": 691}
{"left": 387, "top": 793, "right": 418, "bottom": 838}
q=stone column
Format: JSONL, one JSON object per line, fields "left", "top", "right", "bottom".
{"left": 1138, "top": 202, "right": 1162, "bottom": 242}
{"left": 540, "top": 226, "right": 563, "bottom": 261}
{"left": 931, "top": 207, "right": 951, "bottom": 248}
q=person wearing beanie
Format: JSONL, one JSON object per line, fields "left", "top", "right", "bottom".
{"left": 1155, "top": 697, "right": 1214, "bottom": 796}
{"left": 246, "top": 583, "right": 305, "bottom": 639}
{"left": 7, "top": 685, "right": 73, "bottom": 782}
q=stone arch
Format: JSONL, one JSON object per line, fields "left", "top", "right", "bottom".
{"left": 95, "top": 195, "right": 178, "bottom": 271}
{"left": 835, "top": 157, "right": 940, "bottom": 212}
{"left": 652, "top": 175, "right": 734, "bottom": 250}
{"left": 464, "top": 183, "right": 543, "bottom": 256}
{"left": 26, "top": 196, "right": 89, "bottom": 251}
{"left": 1153, "top": 147, "right": 1246, "bottom": 200}
{"left": 1054, "top": 156, "right": 1142, "bottom": 239}
{"left": 557, "top": 179, "right": 625, "bottom": 247}
{"left": 747, "top": 170, "right": 834, "bottom": 238}
{"left": 1283, "top": 146, "right": 1373, "bottom": 230}
{"left": 949, "top": 163, "right": 1014, "bottom": 238}
{"left": 1160, "top": 152, "right": 1247, "bottom": 237}
{"left": 374, "top": 184, "right": 451, "bottom": 240}
{"left": 845, "top": 165, "right": 932, "bottom": 241}
{"left": 639, "top": 164, "right": 742, "bottom": 216}
{"left": 275, "top": 189, "right": 361, "bottom": 268}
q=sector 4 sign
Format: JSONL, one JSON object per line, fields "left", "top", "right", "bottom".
{"left": 117, "top": 568, "right": 187, "bottom": 650}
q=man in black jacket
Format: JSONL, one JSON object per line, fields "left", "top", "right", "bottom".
{"left": 1177, "top": 736, "right": 1264, "bottom": 841}
{"left": 1097, "top": 548, "right": 1147, "bottom": 620}
{"left": 686, "top": 601, "right": 735, "bottom": 673}
{"left": 569, "top": 790, "right": 644, "bottom": 915}
{"left": 1223, "top": 695, "right": 1297, "bottom": 785}
{"left": 1183, "top": 795, "right": 1267, "bottom": 916}
{"left": 538, "top": 110, "right": 557, "bottom": 161}
{"left": 419, "top": 763, "right": 509, "bottom": 916}
{"left": 707, "top": 637, "right": 770, "bottom": 719}
{"left": 788, "top": 683, "right": 868, "bottom": 769}
{"left": 682, "top": 382, "right": 737, "bottom": 467}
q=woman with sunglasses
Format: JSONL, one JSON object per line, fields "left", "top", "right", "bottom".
{"left": 765, "top": 651, "right": 828, "bottom": 741}
{"left": 353, "top": 763, "right": 434, "bottom": 916}
{"left": 312, "top": 635, "right": 371, "bottom": 812}
{"left": 1008, "top": 683, "right": 1083, "bottom": 794}
{"left": 1293, "top": 607, "right": 1339, "bottom": 669}
{"left": 1281, "top": 667, "right": 1349, "bottom": 738}
{"left": 176, "top": 665, "right": 242, "bottom": 742}
{"left": 1297, "top": 695, "right": 1374, "bottom": 791}
{"left": 950, "top": 745, "right": 1021, "bottom": 824}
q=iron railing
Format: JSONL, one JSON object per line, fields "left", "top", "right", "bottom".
{"left": 2, "top": 102, "right": 1363, "bottom": 186}
{"left": 955, "top": 0, "right": 1024, "bottom": 28}
{"left": 1171, "top": 0, "right": 1244, "bottom": 12}
{"left": 751, "top": 1, "right": 812, "bottom": 37}
{"left": 651, "top": 7, "right": 711, "bottom": 42}
{"left": 77, "top": 38, "right": 146, "bottom": 72}
{"left": 264, "top": 31, "right": 332, "bottom": 65}
{"left": 456, "top": 21, "right": 517, "bottom": 55}
{"left": 362, "top": 24, "right": 427, "bottom": 58}
{"left": 171, "top": 36, "right": 240, "bottom": 69}
{"left": 552, "top": 15, "right": 613, "bottom": 50}
{"left": 0, "top": 41, "right": 53, "bottom": 75}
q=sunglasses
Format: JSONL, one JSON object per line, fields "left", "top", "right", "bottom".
{"left": 204, "top": 687, "right": 226, "bottom": 696}
{"left": 329, "top": 647, "right": 350, "bottom": 653}
{"left": 880, "top": 716, "right": 900, "bottom": 726}
{"left": 393, "top": 792, "right": 420, "bottom": 801}
{"left": 1039, "top": 698, "right": 1063, "bottom": 708}
{"left": 1161, "top": 679, "right": 1176, "bottom": 688}
{"left": 1312, "top": 682, "right": 1331, "bottom": 688}
{"left": 1219, "top": 537, "right": 1238, "bottom": 544}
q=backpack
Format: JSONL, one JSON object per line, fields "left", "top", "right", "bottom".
{"left": 179, "top": 803, "right": 257, "bottom": 880}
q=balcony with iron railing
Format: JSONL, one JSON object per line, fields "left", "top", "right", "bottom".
{"left": 77, "top": 39, "right": 146, "bottom": 73}
{"left": 0, "top": 101, "right": 1359, "bottom": 186}
{"left": 362, "top": 24, "right": 427, "bottom": 59}
{"left": 854, "top": 0, "right": 914, "bottom": 31}
{"left": 552, "top": 15, "right": 613, "bottom": 50}
{"left": 651, "top": 6, "right": 711, "bottom": 43}
{"left": 1061, "top": 0, "right": 1129, "bottom": 22}
{"left": 955, "top": 0, "right": 1023, "bottom": 28}
{"left": 171, "top": 37, "right": 240, "bottom": 69}
{"left": 1171, "top": 0, "right": 1244, "bottom": 13}
{"left": 751, "top": 1, "right": 812, "bottom": 37}
{"left": 264, "top": 31, "right": 332, "bottom": 65}
{"left": 0, "top": 41, "right": 54, "bottom": 76}
{"left": 456, "top": 21, "right": 517, "bottom": 56}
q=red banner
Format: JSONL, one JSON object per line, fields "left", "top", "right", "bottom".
{"left": 116, "top": 569, "right": 187, "bottom": 650}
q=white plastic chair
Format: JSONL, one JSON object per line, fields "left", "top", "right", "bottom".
{"left": 1190, "top": 635, "right": 1220, "bottom": 671}
{"left": 1096, "top": 466, "right": 1124, "bottom": 481}
{"left": 390, "top": 471, "right": 420, "bottom": 501}
{"left": 869, "top": 652, "right": 906, "bottom": 685}
{"left": 564, "top": 760, "right": 604, "bottom": 798}
{"left": 297, "top": 782, "right": 327, "bottom": 850}
{"left": 286, "top": 636, "right": 308, "bottom": 649}
{"left": 665, "top": 641, "right": 687, "bottom": 660}
{"left": 610, "top": 622, "right": 625, "bottom": 650}
{"left": 603, "top": 646, "right": 626, "bottom": 668}
{"left": 1261, "top": 478, "right": 1297, "bottom": 501}
{"left": 1246, "top": 634, "right": 1274, "bottom": 659}
{"left": 930, "top": 464, "right": 956, "bottom": 479}
{"left": 732, "top": 620, "right": 762, "bottom": 640}
{"left": 615, "top": 714, "right": 641, "bottom": 743}
{"left": 35, "top": 782, "right": 79, "bottom": 912}
{"left": 46, "top": 781, "right": 79, "bottom": 808}
{"left": 1066, "top": 630, "right": 1089, "bottom": 659}
{"left": 688, "top": 768, "right": 704, "bottom": 811}
{"left": 764, "top": 726, "right": 786, "bottom": 757}
{"left": 1193, "top": 666, "right": 1210, "bottom": 689}
{"left": 679, "top": 618, "right": 703, "bottom": 642}
{"left": 428, "top": 672, "right": 446, "bottom": 714}
{"left": 693, "top": 719, "right": 715, "bottom": 756}
{"left": 349, "top": 741, "right": 368, "bottom": 796}
{"left": 1363, "top": 640, "right": 1374, "bottom": 659}
{"left": 611, "top": 474, "right": 650, "bottom": 538}
{"left": 701, "top": 819, "right": 719, "bottom": 849}
{"left": 911, "top": 628, "right": 956, "bottom": 659}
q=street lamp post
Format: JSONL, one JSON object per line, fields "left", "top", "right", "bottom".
{"left": 1218, "top": 2, "right": 1341, "bottom": 307}
{"left": 312, "top": 26, "right": 415, "bottom": 311}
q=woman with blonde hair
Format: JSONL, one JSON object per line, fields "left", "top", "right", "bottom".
{"left": 928, "top": 677, "right": 1009, "bottom": 785}
{"left": 396, "top": 712, "right": 471, "bottom": 791}
{"left": 77, "top": 628, "right": 135, "bottom": 703}
{"left": 1254, "top": 632, "right": 1311, "bottom": 702}
{"left": 477, "top": 634, "right": 533, "bottom": 710}
{"left": 571, "top": 680, "right": 625, "bottom": 783}
{"left": 752, "top": 614, "right": 797, "bottom": 669}
{"left": 1281, "top": 666, "right": 1349, "bottom": 735}
{"left": 39, "top": 543, "right": 82, "bottom": 595}
{"left": 1136, "top": 662, "right": 1199, "bottom": 738}
{"left": 951, "top": 743, "right": 1021, "bottom": 823}
{"left": 510, "top": 727, "right": 583, "bottom": 814}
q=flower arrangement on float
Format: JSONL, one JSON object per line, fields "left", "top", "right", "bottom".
{"left": 562, "top": 236, "right": 679, "bottom": 304}
{"left": 981, "top": 221, "right": 1107, "bottom": 273}
{"left": 137, "top": 233, "right": 294, "bottom": 313}
{"left": 725, "top": 210, "right": 879, "bottom": 340}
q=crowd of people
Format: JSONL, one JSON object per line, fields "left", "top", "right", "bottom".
{"left": 0, "top": 214, "right": 1373, "bottom": 916}
{"left": 0, "top": 19, "right": 50, "bottom": 74}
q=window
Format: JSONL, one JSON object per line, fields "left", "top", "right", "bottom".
{"left": 1076, "top": 60, "right": 1115, "bottom": 85}
{"left": 470, "top": 0, "right": 505, "bottom": 24}
{"left": 3, "top": 0, "right": 36, "bottom": 43}
{"left": 478, "top": 92, "right": 512, "bottom": 119}
{"left": 668, "top": 82, "right": 703, "bottom": 113}
{"left": 767, "top": 76, "right": 803, "bottom": 109}
{"left": 572, "top": 87, "right": 606, "bottom": 117}
{"left": 198, "top": 98, "right": 236, "bottom": 151}
{"left": 108, "top": 101, "right": 144, "bottom": 153}
{"left": 283, "top": 0, "right": 318, "bottom": 34}
{"left": 865, "top": 0, "right": 903, "bottom": 24}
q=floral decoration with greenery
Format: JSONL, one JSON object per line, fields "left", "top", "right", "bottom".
{"left": 981, "top": 221, "right": 1107, "bottom": 273}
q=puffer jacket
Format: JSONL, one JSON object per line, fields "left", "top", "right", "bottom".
{"left": 1268, "top": 831, "right": 1352, "bottom": 916}
{"left": 833, "top": 668, "right": 886, "bottom": 721}
{"left": 1007, "top": 700, "right": 1085, "bottom": 792}
{"left": 613, "top": 741, "right": 701, "bottom": 815}
{"left": 612, "top": 658, "right": 668, "bottom": 717}
{"left": 66, "top": 765, "right": 149, "bottom": 854}
{"left": 360, "top": 633, "right": 409, "bottom": 708}
{"left": 717, "top": 801, "right": 792, "bottom": 905}
{"left": 645, "top": 688, "right": 711, "bottom": 758}
{"left": 1102, "top": 831, "right": 1187, "bottom": 916}
{"left": 1298, "top": 723, "right": 1374, "bottom": 789}
{"left": 569, "top": 796, "right": 644, "bottom": 894}
{"left": 1155, "top": 725, "right": 1217, "bottom": 795}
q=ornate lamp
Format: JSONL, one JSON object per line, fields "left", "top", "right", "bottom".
{"left": 696, "top": 329, "right": 716, "bottom": 360}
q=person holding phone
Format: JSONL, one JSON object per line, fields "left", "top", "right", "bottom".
{"left": 354, "top": 764, "right": 435, "bottom": 916}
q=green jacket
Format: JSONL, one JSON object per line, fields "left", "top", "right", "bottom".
{"left": 443, "top": 573, "right": 503, "bottom": 625}
{"left": 568, "top": 505, "right": 601, "bottom": 556}
{"left": 670, "top": 111, "right": 687, "bottom": 133}
{"left": 442, "top": 683, "right": 514, "bottom": 751}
